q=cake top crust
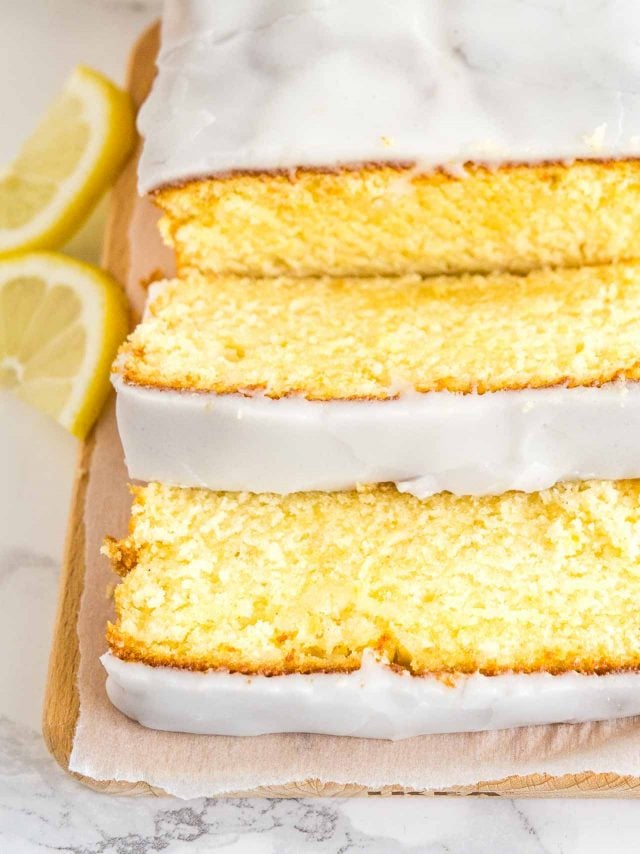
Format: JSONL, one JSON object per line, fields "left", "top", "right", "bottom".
{"left": 139, "top": 0, "right": 640, "bottom": 192}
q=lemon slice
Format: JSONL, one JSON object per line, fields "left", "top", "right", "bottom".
{"left": 0, "top": 66, "right": 135, "bottom": 256}
{"left": 0, "top": 252, "right": 129, "bottom": 438}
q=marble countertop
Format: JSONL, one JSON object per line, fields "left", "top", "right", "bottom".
{"left": 2, "top": 2, "right": 640, "bottom": 851}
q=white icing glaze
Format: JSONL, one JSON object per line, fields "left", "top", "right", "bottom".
{"left": 139, "top": 0, "right": 640, "bottom": 192}
{"left": 101, "top": 651, "right": 640, "bottom": 738}
{"left": 114, "top": 375, "right": 640, "bottom": 497}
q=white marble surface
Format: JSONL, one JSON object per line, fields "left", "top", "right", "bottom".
{"left": 3, "top": 2, "right": 640, "bottom": 852}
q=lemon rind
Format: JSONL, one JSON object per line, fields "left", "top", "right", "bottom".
{"left": 0, "top": 66, "right": 135, "bottom": 256}
{"left": 0, "top": 251, "right": 129, "bottom": 438}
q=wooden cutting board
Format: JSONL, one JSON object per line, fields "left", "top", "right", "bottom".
{"left": 41, "top": 22, "right": 640, "bottom": 798}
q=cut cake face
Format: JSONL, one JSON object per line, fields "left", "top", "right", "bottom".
{"left": 140, "top": 1, "right": 640, "bottom": 278}
{"left": 105, "top": 480, "right": 640, "bottom": 677}
{"left": 154, "top": 163, "right": 640, "bottom": 279}
{"left": 115, "top": 264, "right": 640, "bottom": 400}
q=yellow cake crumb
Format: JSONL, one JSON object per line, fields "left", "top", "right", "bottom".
{"left": 115, "top": 262, "right": 640, "bottom": 399}
{"left": 105, "top": 481, "right": 640, "bottom": 677}
{"left": 154, "top": 161, "right": 640, "bottom": 278}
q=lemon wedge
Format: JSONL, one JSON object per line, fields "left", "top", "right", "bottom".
{"left": 0, "top": 252, "right": 129, "bottom": 438}
{"left": 0, "top": 66, "right": 135, "bottom": 256}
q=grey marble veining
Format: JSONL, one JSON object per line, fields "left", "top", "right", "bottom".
{"left": 4, "top": 704, "right": 640, "bottom": 854}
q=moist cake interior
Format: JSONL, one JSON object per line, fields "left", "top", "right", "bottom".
{"left": 116, "top": 262, "right": 640, "bottom": 400}
{"left": 156, "top": 162, "right": 640, "bottom": 279}
{"left": 105, "top": 481, "right": 640, "bottom": 677}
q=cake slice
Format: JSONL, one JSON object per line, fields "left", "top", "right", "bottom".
{"left": 114, "top": 263, "right": 640, "bottom": 497}
{"left": 154, "top": 162, "right": 640, "bottom": 280}
{"left": 139, "top": 1, "right": 640, "bottom": 277}
{"left": 103, "top": 480, "right": 640, "bottom": 737}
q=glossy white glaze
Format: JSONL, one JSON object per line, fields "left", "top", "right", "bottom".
{"left": 139, "top": 0, "right": 640, "bottom": 191}
{"left": 114, "top": 375, "right": 640, "bottom": 497}
{"left": 102, "top": 651, "right": 640, "bottom": 738}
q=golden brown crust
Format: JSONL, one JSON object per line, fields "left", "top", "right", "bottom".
{"left": 106, "top": 638, "right": 640, "bottom": 679}
{"left": 101, "top": 536, "right": 139, "bottom": 578}
{"left": 151, "top": 157, "right": 640, "bottom": 195}
{"left": 138, "top": 268, "right": 168, "bottom": 291}
{"left": 115, "top": 367, "right": 640, "bottom": 401}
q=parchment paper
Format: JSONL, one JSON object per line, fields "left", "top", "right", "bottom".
{"left": 68, "top": 196, "right": 640, "bottom": 799}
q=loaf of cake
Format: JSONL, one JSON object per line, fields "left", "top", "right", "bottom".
{"left": 113, "top": 263, "right": 640, "bottom": 496}
{"left": 102, "top": 0, "right": 640, "bottom": 743}
{"left": 139, "top": 0, "right": 640, "bottom": 278}
{"left": 102, "top": 480, "right": 640, "bottom": 737}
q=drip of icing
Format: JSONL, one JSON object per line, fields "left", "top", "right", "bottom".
{"left": 139, "top": 0, "right": 640, "bottom": 192}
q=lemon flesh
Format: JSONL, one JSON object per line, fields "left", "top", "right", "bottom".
{"left": 0, "top": 66, "right": 135, "bottom": 256}
{"left": 0, "top": 252, "right": 129, "bottom": 438}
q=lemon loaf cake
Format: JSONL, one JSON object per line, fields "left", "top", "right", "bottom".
{"left": 102, "top": 480, "right": 640, "bottom": 737}
{"left": 138, "top": 0, "right": 640, "bottom": 278}
{"left": 113, "top": 263, "right": 640, "bottom": 497}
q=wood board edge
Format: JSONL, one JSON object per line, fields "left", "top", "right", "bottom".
{"left": 41, "top": 21, "right": 161, "bottom": 779}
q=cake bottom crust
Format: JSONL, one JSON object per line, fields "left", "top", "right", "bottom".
{"left": 102, "top": 652, "right": 640, "bottom": 739}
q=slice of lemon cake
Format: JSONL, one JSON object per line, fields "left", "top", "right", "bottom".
{"left": 139, "top": 0, "right": 640, "bottom": 277}
{"left": 113, "top": 262, "right": 640, "bottom": 497}
{"left": 102, "top": 480, "right": 640, "bottom": 737}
